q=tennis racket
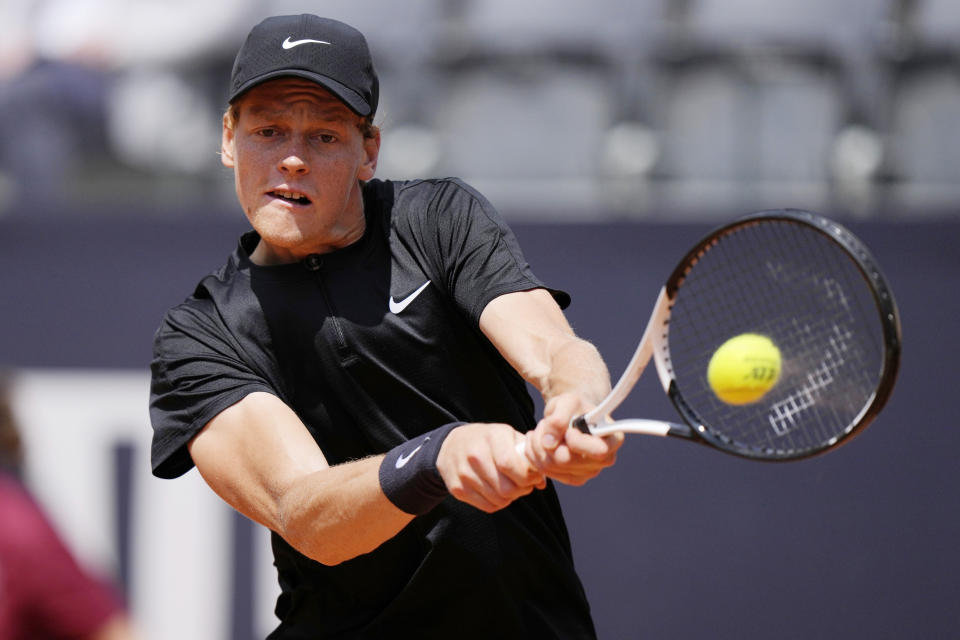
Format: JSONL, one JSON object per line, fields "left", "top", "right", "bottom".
{"left": 560, "top": 209, "right": 901, "bottom": 461}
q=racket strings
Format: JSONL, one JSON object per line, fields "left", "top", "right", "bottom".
{"left": 665, "top": 220, "right": 886, "bottom": 458}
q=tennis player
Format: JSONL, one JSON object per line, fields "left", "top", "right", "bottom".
{"left": 149, "top": 14, "right": 622, "bottom": 638}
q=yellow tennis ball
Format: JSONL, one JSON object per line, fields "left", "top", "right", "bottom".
{"left": 707, "top": 333, "right": 782, "bottom": 405}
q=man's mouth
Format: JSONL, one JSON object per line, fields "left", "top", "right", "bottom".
{"left": 270, "top": 190, "right": 311, "bottom": 205}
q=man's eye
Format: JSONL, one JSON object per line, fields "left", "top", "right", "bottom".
{"left": 258, "top": 128, "right": 278, "bottom": 138}
{"left": 317, "top": 134, "right": 336, "bottom": 143}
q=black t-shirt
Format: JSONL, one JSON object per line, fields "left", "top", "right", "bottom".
{"left": 150, "top": 178, "right": 595, "bottom": 639}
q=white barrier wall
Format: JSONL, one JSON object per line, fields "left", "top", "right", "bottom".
{"left": 11, "top": 369, "right": 280, "bottom": 640}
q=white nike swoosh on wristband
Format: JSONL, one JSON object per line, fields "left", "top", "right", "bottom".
{"left": 282, "top": 36, "right": 331, "bottom": 49}
{"left": 396, "top": 437, "right": 429, "bottom": 469}
{"left": 389, "top": 280, "right": 431, "bottom": 314}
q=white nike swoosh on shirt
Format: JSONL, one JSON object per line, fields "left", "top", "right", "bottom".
{"left": 395, "top": 437, "right": 429, "bottom": 469}
{"left": 389, "top": 280, "right": 431, "bottom": 314}
{"left": 282, "top": 36, "right": 331, "bottom": 49}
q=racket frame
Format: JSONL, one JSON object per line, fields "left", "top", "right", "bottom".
{"left": 572, "top": 208, "right": 901, "bottom": 461}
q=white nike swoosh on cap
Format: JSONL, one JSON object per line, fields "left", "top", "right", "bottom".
{"left": 389, "top": 280, "right": 431, "bottom": 314}
{"left": 282, "top": 36, "right": 331, "bottom": 50}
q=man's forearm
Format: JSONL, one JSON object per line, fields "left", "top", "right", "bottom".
{"left": 276, "top": 455, "right": 414, "bottom": 566}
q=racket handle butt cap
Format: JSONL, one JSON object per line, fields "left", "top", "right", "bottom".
{"left": 570, "top": 415, "right": 592, "bottom": 434}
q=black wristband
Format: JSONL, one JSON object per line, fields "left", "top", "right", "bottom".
{"left": 379, "top": 422, "right": 463, "bottom": 515}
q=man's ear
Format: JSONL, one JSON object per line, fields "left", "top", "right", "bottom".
{"left": 358, "top": 127, "right": 381, "bottom": 181}
{"left": 221, "top": 113, "right": 236, "bottom": 168}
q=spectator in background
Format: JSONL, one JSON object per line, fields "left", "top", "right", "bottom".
{"left": 0, "top": 375, "right": 139, "bottom": 640}
{"left": 0, "top": 0, "right": 256, "bottom": 214}
{"left": 0, "top": 0, "right": 111, "bottom": 212}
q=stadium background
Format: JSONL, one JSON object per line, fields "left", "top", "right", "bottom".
{"left": 1, "top": 1, "right": 958, "bottom": 638}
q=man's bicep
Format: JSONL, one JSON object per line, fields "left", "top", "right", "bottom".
{"left": 187, "top": 391, "right": 329, "bottom": 532}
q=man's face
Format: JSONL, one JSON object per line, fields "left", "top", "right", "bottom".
{"left": 221, "top": 78, "right": 380, "bottom": 264}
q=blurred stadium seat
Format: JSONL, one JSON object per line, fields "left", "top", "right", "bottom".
{"left": 430, "top": 61, "right": 615, "bottom": 218}
{"left": 445, "top": 0, "right": 666, "bottom": 56}
{"left": 677, "top": 0, "right": 892, "bottom": 49}
{"left": 886, "top": 66, "right": 960, "bottom": 213}
{"left": 652, "top": 55, "right": 846, "bottom": 217}
{"left": 1, "top": 0, "right": 957, "bottom": 221}
{"left": 419, "top": 0, "right": 669, "bottom": 219}
{"left": 647, "top": 0, "right": 897, "bottom": 218}
{"left": 878, "top": 0, "right": 960, "bottom": 214}
{"left": 908, "top": 0, "right": 960, "bottom": 54}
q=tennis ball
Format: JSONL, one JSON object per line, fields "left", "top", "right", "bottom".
{"left": 707, "top": 333, "right": 781, "bottom": 405}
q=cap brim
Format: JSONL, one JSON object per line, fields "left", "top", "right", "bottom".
{"left": 229, "top": 69, "right": 372, "bottom": 116}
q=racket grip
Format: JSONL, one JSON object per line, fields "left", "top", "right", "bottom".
{"left": 514, "top": 436, "right": 538, "bottom": 476}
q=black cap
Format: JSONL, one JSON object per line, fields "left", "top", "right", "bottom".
{"left": 228, "top": 14, "right": 379, "bottom": 117}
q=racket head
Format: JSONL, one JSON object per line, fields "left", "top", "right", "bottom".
{"left": 658, "top": 209, "right": 901, "bottom": 461}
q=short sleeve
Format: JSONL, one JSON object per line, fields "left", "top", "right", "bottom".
{"left": 397, "top": 179, "right": 570, "bottom": 322}
{"left": 149, "top": 300, "right": 275, "bottom": 479}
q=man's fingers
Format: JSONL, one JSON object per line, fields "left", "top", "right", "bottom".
{"left": 537, "top": 418, "right": 566, "bottom": 451}
{"left": 522, "top": 428, "right": 623, "bottom": 487}
{"left": 454, "top": 469, "right": 534, "bottom": 513}
{"left": 439, "top": 423, "right": 546, "bottom": 512}
{"left": 563, "top": 427, "right": 624, "bottom": 459}
{"left": 447, "top": 484, "right": 503, "bottom": 513}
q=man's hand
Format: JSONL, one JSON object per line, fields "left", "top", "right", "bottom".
{"left": 524, "top": 392, "right": 623, "bottom": 486}
{"left": 437, "top": 423, "right": 547, "bottom": 513}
